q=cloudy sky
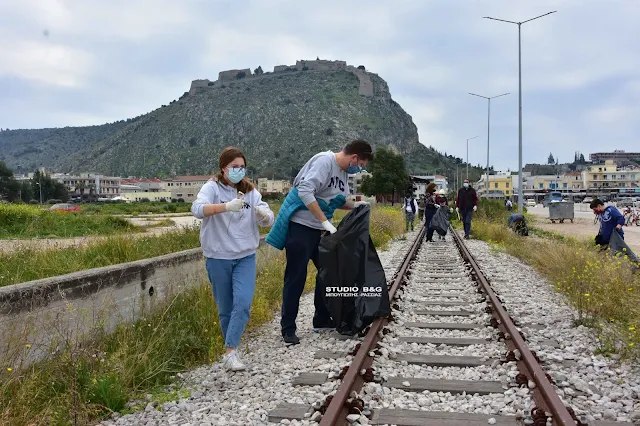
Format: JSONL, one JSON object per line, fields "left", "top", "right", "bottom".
{"left": 1, "top": 0, "right": 638, "bottom": 171}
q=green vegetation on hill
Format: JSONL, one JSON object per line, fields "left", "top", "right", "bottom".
{"left": 0, "top": 64, "right": 485, "bottom": 182}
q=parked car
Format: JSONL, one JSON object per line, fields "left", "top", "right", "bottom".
{"left": 582, "top": 197, "right": 593, "bottom": 204}
{"left": 49, "top": 203, "right": 81, "bottom": 212}
{"left": 526, "top": 199, "right": 536, "bottom": 207}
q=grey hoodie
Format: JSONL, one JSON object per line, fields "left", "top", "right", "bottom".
{"left": 191, "top": 180, "right": 274, "bottom": 260}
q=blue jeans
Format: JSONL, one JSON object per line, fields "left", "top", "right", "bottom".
{"left": 281, "top": 222, "right": 333, "bottom": 336}
{"left": 461, "top": 209, "right": 473, "bottom": 236}
{"left": 205, "top": 254, "right": 256, "bottom": 349}
{"left": 425, "top": 208, "right": 436, "bottom": 240}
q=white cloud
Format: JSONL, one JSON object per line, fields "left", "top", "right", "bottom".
{"left": 0, "top": 35, "right": 93, "bottom": 87}
{"left": 0, "top": 0, "right": 639, "bottom": 171}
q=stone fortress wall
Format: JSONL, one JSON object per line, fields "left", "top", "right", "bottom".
{"left": 188, "top": 59, "right": 375, "bottom": 98}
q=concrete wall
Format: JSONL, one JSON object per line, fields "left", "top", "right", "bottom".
{"left": 0, "top": 238, "right": 274, "bottom": 365}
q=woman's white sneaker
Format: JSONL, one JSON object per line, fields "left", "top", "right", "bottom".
{"left": 222, "top": 350, "right": 246, "bottom": 371}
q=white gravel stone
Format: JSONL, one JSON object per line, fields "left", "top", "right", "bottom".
{"left": 463, "top": 235, "right": 640, "bottom": 423}
{"left": 99, "top": 230, "right": 420, "bottom": 426}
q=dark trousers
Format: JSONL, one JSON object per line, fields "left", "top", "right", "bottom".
{"left": 461, "top": 209, "right": 473, "bottom": 236}
{"left": 425, "top": 207, "right": 436, "bottom": 241}
{"left": 281, "top": 222, "right": 333, "bottom": 336}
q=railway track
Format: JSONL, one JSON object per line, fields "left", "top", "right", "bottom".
{"left": 267, "top": 226, "right": 629, "bottom": 426}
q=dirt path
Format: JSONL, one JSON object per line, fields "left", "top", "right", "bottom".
{"left": 0, "top": 216, "right": 202, "bottom": 254}
{"left": 533, "top": 216, "right": 640, "bottom": 253}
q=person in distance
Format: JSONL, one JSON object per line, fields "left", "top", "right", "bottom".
{"left": 402, "top": 192, "right": 419, "bottom": 232}
{"left": 423, "top": 182, "right": 439, "bottom": 242}
{"left": 266, "top": 139, "right": 373, "bottom": 346}
{"left": 191, "top": 147, "right": 275, "bottom": 371}
{"left": 456, "top": 179, "right": 478, "bottom": 240}
{"left": 591, "top": 198, "right": 624, "bottom": 248}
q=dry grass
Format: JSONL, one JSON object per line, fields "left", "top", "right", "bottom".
{"left": 474, "top": 213, "right": 640, "bottom": 359}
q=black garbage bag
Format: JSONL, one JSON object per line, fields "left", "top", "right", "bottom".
{"left": 317, "top": 204, "right": 390, "bottom": 336}
{"left": 507, "top": 214, "right": 529, "bottom": 236}
{"left": 431, "top": 207, "right": 450, "bottom": 236}
{"left": 609, "top": 230, "right": 639, "bottom": 262}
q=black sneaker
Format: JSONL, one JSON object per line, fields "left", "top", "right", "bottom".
{"left": 283, "top": 332, "right": 300, "bottom": 346}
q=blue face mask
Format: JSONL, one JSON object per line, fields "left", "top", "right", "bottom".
{"left": 463, "top": 183, "right": 469, "bottom": 188}
{"left": 347, "top": 157, "right": 361, "bottom": 174}
{"left": 227, "top": 167, "right": 245, "bottom": 184}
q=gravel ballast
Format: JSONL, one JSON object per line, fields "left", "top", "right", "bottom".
{"left": 464, "top": 236, "right": 640, "bottom": 424}
{"left": 100, "top": 230, "right": 420, "bottom": 426}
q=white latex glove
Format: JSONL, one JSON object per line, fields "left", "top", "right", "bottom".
{"left": 449, "top": 208, "right": 453, "bottom": 213}
{"left": 435, "top": 204, "right": 440, "bottom": 209}
{"left": 473, "top": 206, "right": 478, "bottom": 212}
{"left": 255, "top": 206, "right": 270, "bottom": 222}
{"left": 321, "top": 220, "right": 337, "bottom": 234}
{"left": 455, "top": 207, "right": 460, "bottom": 212}
{"left": 225, "top": 198, "right": 244, "bottom": 212}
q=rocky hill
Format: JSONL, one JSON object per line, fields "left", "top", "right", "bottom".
{"left": 0, "top": 59, "right": 485, "bottom": 183}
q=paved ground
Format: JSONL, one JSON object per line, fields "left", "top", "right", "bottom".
{"left": 0, "top": 215, "right": 202, "bottom": 254}
{"left": 527, "top": 204, "right": 640, "bottom": 253}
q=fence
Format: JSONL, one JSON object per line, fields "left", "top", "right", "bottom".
{"left": 0, "top": 238, "right": 274, "bottom": 366}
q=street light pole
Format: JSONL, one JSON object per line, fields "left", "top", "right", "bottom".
{"left": 484, "top": 11, "right": 556, "bottom": 212}
{"left": 469, "top": 92, "right": 509, "bottom": 198}
{"left": 466, "top": 135, "right": 479, "bottom": 179}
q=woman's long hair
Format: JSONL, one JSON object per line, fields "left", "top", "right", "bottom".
{"left": 215, "top": 147, "right": 255, "bottom": 194}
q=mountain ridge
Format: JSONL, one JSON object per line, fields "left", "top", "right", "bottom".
{"left": 0, "top": 59, "right": 486, "bottom": 184}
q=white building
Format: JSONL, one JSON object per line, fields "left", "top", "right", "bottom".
{"left": 348, "top": 170, "right": 372, "bottom": 195}
{"left": 411, "top": 175, "right": 449, "bottom": 197}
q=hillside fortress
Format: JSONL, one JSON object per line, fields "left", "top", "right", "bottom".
{"left": 189, "top": 59, "right": 376, "bottom": 97}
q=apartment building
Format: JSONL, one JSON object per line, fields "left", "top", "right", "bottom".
{"left": 583, "top": 160, "right": 640, "bottom": 191}
{"left": 531, "top": 172, "right": 584, "bottom": 191}
{"left": 348, "top": 171, "right": 372, "bottom": 195}
{"left": 589, "top": 150, "right": 640, "bottom": 164}
{"left": 257, "top": 178, "right": 292, "bottom": 195}
{"left": 475, "top": 172, "right": 513, "bottom": 198}
{"left": 163, "top": 175, "right": 211, "bottom": 202}
{"left": 55, "top": 173, "right": 122, "bottom": 198}
{"left": 411, "top": 175, "right": 449, "bottom": 198}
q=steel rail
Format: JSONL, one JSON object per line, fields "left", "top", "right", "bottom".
{"left": 450, "top": 227, "right": 576, "bottom": 426}
{"left": 319, "top": 224, "right": 427, "bottom": 426}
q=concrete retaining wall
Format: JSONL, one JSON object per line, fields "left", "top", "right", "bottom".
{"left": 0, "top": 238, "right": 275, "bottom": 365}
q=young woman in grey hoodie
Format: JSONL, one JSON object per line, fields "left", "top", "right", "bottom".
{"left": 191, "top": 147, "right": 275, "bottom": 371}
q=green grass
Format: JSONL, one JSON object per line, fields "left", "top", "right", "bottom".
{"left": 0, "top": 204, "right": 137, "bottom": 239}
{"left": 0, "top": 204, "right": 406, "bottom": 425}
{"left": 472, "top": 200, "right": 640, "bottom": 360}
{"left": 0, "top": 227, "right": 201, "bottom": 287}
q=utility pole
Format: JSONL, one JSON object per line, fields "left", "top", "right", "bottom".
{"left": 469, "top": 92, "right": 510, "bottom": 198}
{"left": 484, "top": 10, "right": 556, "bottom": 212}
{"left": 466, "top": 135, "right": 479, "bottom": 179}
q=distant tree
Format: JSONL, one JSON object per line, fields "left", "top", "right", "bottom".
{"left": 30, "top": 170, "right": 69, "bottom": 203}
{"left": 547, "top": 153, "right": 555, "bottom": 164}
{"left": 357, "top": 65, "right": 365, "bottom": 70}
{"left": 326, "top": 128, "right": 333, "bottom": 136}
{"left": 579, "top": 153, "right": 586, "bottom": 163}
{"left": 0, "top": 161, "right": 21, "bottom": 202}
{"left": 254, "top": 66, "right": 263, "bottom": 75}
{"left": 359, "top": 146, "right": 409, "bottom": 203}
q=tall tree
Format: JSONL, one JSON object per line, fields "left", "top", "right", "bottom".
{"left": 547, "top": 153, "right": 555, "bottom": 164}
{"left": 30, "top": 170, "right": 69, "bottom": 203}
{"left": 359, "top": 146, "right": 410, "bottom": 203}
